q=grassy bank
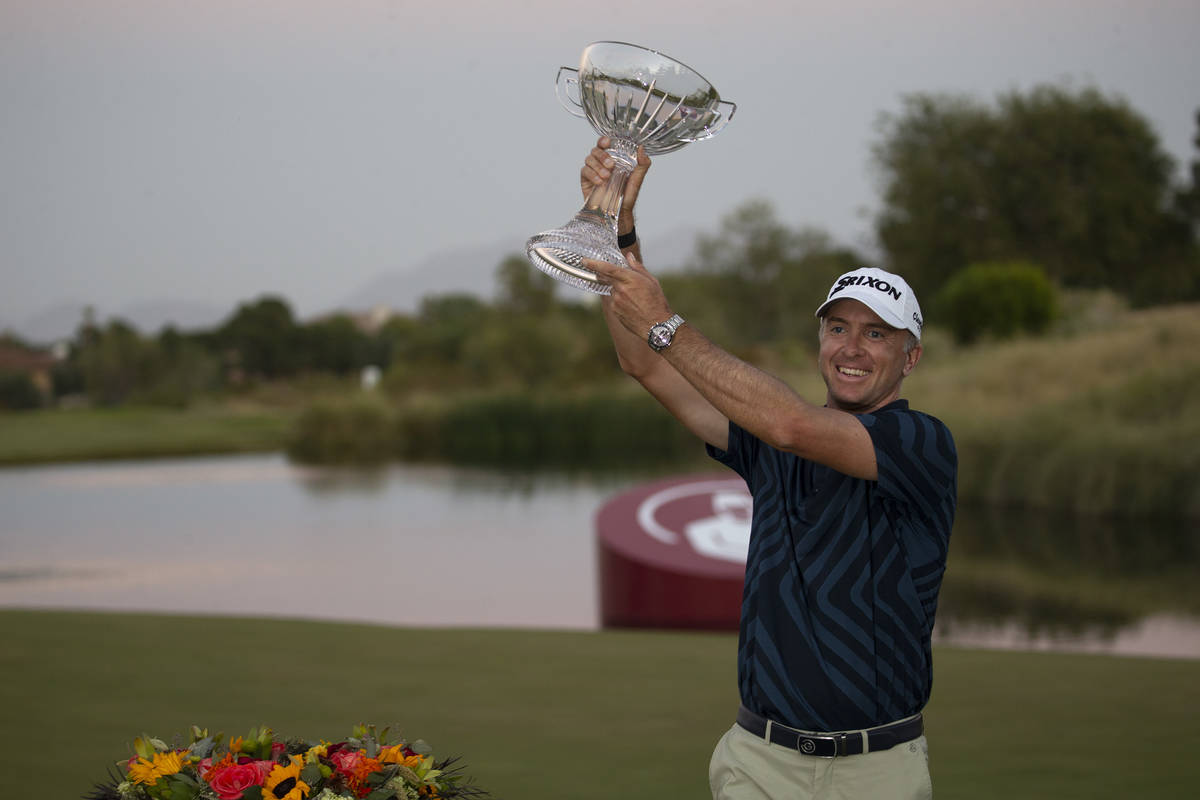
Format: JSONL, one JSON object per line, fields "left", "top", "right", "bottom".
{"left": 0, "top": 404, "right": 293, "bottom": 465}
{"left": 909, "top": 303, "right": 1200, "bottom": 516}
{"left": 1, "top": 610, "right": 1195, "bottom": 799}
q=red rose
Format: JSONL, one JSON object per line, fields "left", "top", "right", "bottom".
{"left": 207, "top": 762, "right": 265, "bottom": 800}
{"left": 331, "top": 750, "right": 363, "bottom": 774}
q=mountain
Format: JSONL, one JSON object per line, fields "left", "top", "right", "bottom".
{"left": 331, "top": 226, "right": 702, "bottom": 315}
{"left": 2, "top": 228, "right": 706, "bottom": 344}
{"left": 333, "top": 238, "right": 523, "bottom": 314}
{"left": 4, "top": 299, "right": 230, "bottom": 345}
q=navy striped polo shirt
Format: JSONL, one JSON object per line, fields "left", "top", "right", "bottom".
{"left": 707, "top": 399, "right": 957, "bottom": 732}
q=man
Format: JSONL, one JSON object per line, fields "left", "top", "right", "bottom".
{"left": 579, "top": 137, "right": 957, "bottom": 800}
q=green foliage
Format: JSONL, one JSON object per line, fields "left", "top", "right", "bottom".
{"left": 301, "top": 313, "right": 375, "bottom": 375}
{"left": 77, "top": 319, "right": 163, "bottom": 406}
{"left": 66, "top": 320, "right": 220, "bottom": 408}
{"left": 0, "top": 370, "right": 42, "bottom": 410}
{"left": 494, "top": 254, "right": 558, "bottom": 315}
{"left": 933, "top": 260, "right": 1058, "bottom": 344}
{"left": 217, "top": 296, "right": 303, "bottom": 378}
{"left": 400, "top": 389, "right": 699, "bottom": 470}
{"left": 680, "top": 200, "right": 863, "bottom": 348}
{"left": 873, "top": 85, "right": 1197, "bottom": 305}
{"left": 1171, "top": 109, "right": 1200, "bottom": 234}
{"left": 286, "top": 396, "right": 394, "bottom": 465}
{"left": 287, "top": 387, "right": 700, "bottom": 469}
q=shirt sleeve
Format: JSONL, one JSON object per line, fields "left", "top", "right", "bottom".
{"left": 859, "top": 408, "right": 958, "bottom": 522}
{"left": 706, "top": 420, "right": 759, "bottom": 483}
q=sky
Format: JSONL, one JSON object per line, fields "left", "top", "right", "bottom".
{"left": 2, "top": 0, "right": 1198, "bottom": 339}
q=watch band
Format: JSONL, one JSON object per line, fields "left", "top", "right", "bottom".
{"left": 648, "top": 314, "right": 685, "bottom": 352}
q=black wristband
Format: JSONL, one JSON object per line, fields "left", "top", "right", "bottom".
{"left": 617, "top": 227, "right": 637, "bottom": 249}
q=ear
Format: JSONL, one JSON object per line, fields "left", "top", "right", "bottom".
{"left": 902, "top": 344, "right": 923, "bottom": 376}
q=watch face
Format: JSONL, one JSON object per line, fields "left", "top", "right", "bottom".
{"left": 650, "top": 325, "right": 670, "bottom": 348}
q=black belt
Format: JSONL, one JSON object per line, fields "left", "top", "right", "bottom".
{"left": 736, "top": 705, "right": 923, "bottom": 758}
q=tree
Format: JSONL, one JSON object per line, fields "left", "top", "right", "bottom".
{"left": 872, "top": 85, "right": 1193, "bottom": 305}
{"left": 1174, "top": 109, "right": 1200, "bottom": 230}
{"left": 495, "top": 254, "right": 557, "bottom": 315}
{"left": 77, "top": 319, "right": 161, "bottom": 405}
{"left": 685, "top": 200, "right": 864, "bottom": 348}
{"left": 0, "top": 371, "right": 42, "bottom": 410}
{"left": 303, "top": 314, "right": 373, "bottom": 375}
{"left": 217, "top": 296, "right": 302, "bottom": 378}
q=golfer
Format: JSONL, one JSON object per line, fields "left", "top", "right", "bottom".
{"left": 580, "top": 137, "right": 957, "bottom": 800}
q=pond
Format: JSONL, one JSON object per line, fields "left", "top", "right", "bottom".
{"left": 1, "top": 453, "right": 1196, "bottom": 658}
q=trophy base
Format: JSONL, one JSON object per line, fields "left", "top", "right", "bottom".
{"left": 526, "top": 214, "right": 627, "bottom": 295}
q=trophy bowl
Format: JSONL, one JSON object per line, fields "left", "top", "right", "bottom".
{"left": 526, "top": 41, "right": 736, "bottom": 294}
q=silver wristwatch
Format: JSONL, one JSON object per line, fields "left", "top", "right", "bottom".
{"left": 647, "top": 314, "right": 685, "bottom": 352}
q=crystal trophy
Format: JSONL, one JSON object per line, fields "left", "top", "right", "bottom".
{"left": 526, "top": 41, "right": 736, "bottom": 294}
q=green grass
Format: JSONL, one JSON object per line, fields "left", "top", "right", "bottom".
{"left": 1, "top": 610, "right": 1195, "bottom": 799}
{"left": 0, "top": 405, "right": 293, "bottom": 465}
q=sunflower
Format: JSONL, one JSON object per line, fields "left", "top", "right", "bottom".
{"left": 127, "top": 750, "right": 184, "bottom": 785}
{"left": 262, "top": 755, "right": 311, "bottom": 800}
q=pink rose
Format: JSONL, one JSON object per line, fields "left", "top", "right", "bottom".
{"left": 207, "top": 762, "right": 266, "bottom": 800}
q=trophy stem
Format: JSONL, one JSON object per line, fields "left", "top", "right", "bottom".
{"left": 525, "top": 138, "right": 638, "bottom": 295}
{"left": 581, "top": 137, "right": 638, "bottom": 227}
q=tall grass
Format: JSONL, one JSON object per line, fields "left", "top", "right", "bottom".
{"left": 395, "top": 388, "right": 701, "bottom": 470}
{"left": 910, "top": 304, "right": 1200, "bottom": 517}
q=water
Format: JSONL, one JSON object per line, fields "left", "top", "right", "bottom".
{"left": 0, "top": 454, "right": 629, "bottom": 630}
{"left": 2, "top": 453, "right": 1197, "bottom": 658}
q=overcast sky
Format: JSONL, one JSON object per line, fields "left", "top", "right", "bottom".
{"left": 2, "top": 0, "right": 1198, "bottom": 337}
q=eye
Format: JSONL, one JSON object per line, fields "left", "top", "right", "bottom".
{"left": 829, "top": 325, "right": 846, "bottom": 335}
{"left": 866, "top": 329, "right": 884, "bottom": 339}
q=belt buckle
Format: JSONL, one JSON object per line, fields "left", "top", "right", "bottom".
{"left": 796, "top": 732, "right": 843, "bottom": 758}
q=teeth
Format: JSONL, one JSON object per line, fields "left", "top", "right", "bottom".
{"left": 839, "top": 367, "right": 868, "bottom": 377}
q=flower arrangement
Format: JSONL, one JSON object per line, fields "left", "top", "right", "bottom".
{"left": 85, "top": 724, "right": 491, "bottom": 800}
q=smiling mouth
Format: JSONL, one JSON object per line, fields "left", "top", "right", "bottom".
{"left": 837, "top": 366, "right": 870, "bottom": 377}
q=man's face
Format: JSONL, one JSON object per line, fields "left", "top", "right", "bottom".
{"left": 817, "top": 299, "right": 921, "bottom": 414}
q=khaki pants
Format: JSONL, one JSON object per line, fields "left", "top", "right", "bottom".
{"left": 709, "top": 722, "right": 933, "bottom": 800}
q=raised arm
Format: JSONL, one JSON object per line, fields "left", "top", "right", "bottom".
{"left": 587, "top": 254, "right": 881, "bottom": 480}
{"left": 580, "top": 138, "right": 731, "bottom": 450}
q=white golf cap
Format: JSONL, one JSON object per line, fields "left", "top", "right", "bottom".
{"left": 814, "top": 267, "right": 924, "bottom": 340}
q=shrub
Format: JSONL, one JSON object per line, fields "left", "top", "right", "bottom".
{"left": 0, "top": 371, "right": 43, "bottom": 410}
{"left": 392, "top": 388, "right": 702, "bottom": 470}
{"left": 286, "top": 397, "right": 394, "bottom": 464}
{"left": 933, "top": 260, "right": 1058, "bottom": 344}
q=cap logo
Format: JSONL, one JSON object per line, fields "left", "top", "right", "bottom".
{"left": 830, "top": 274, "right": 902, "bottom": 301}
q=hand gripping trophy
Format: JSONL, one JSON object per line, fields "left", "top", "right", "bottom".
{"left": 526, "top": 41, "right": 736, "bottom": 294}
